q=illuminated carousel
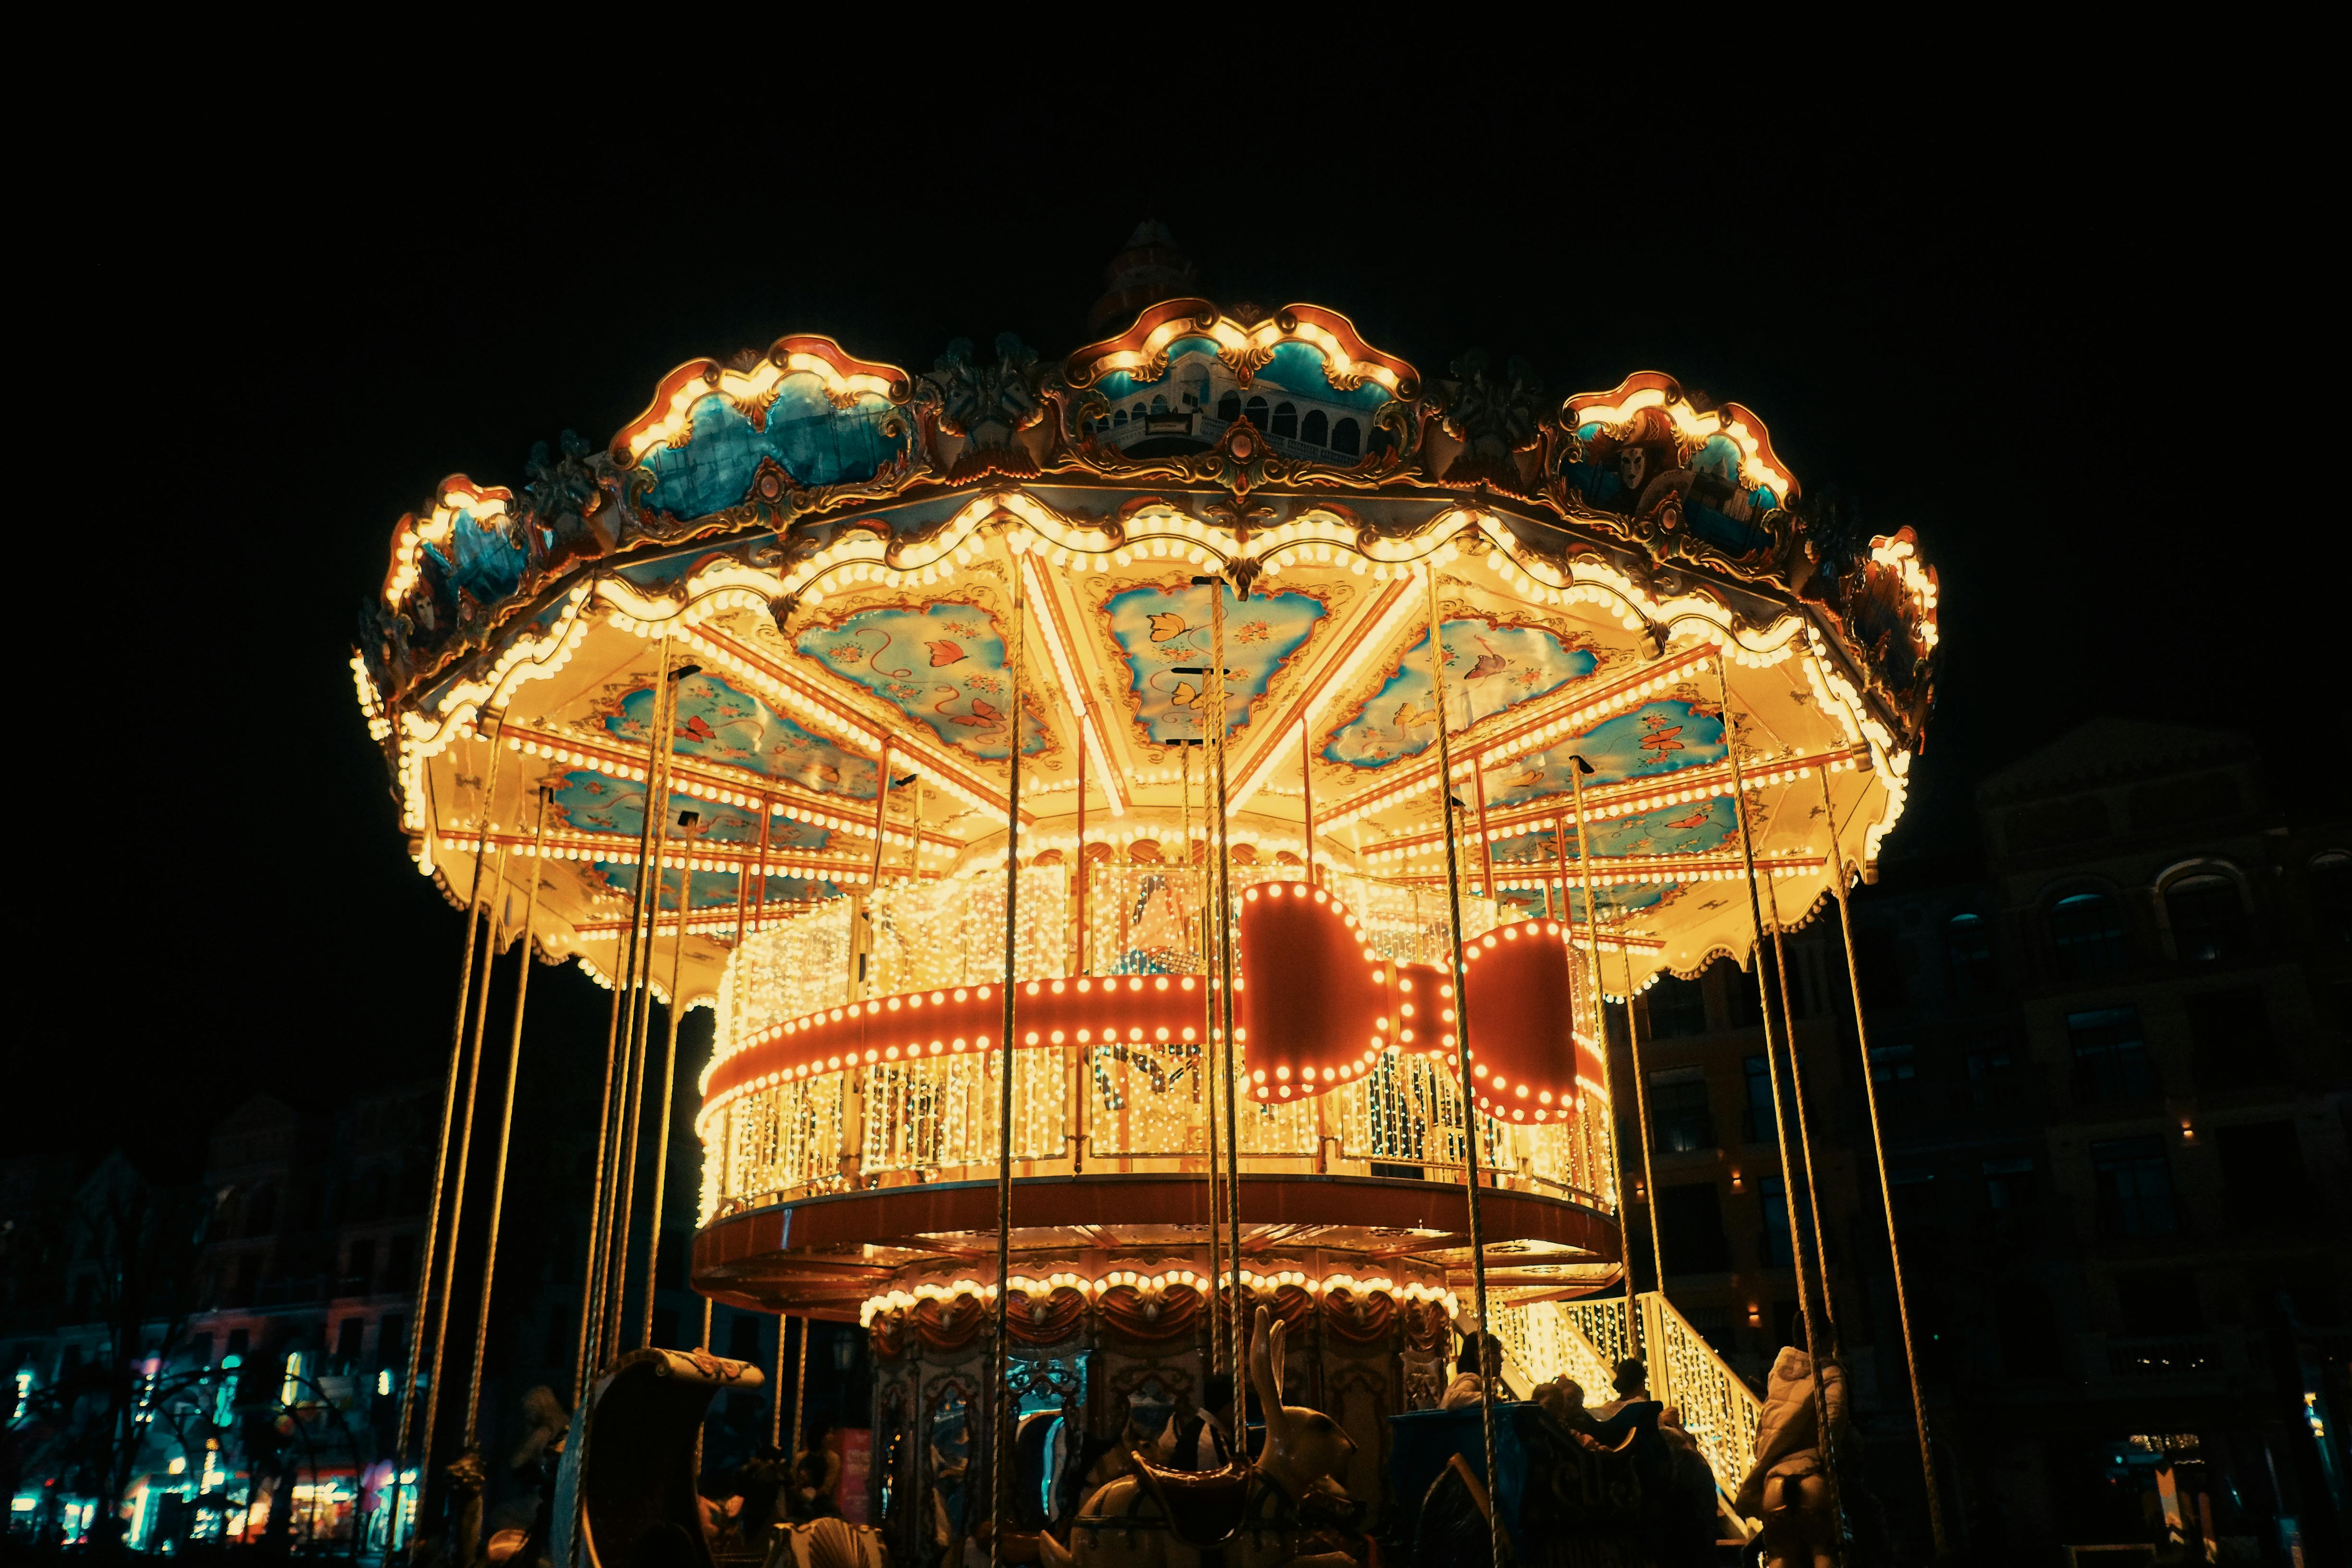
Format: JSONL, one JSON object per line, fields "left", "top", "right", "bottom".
{"left": 357, "top": 280, "right": 1938, "bottom": 1560}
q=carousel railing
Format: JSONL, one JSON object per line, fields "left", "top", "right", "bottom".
{"left": 1496, "top": 1293, "right": 1764, "bottom": 1534}
{"left": 703, "top": 1040, "right": 1615, "bottom": 1219}
{"left": 705, "top": 863, "right": 1623, "bottom": 1219}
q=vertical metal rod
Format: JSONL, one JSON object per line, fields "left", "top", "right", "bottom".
{"left": 576, "top": 933, "right": 625, "bottom": 1404}
{"left": 1819, "top": 760, "right": 1945, "bottom": 1555}
{"left": 642, "top": 855, "right": 696, "bottom": 1349}
{"left": 422, "top": 837, "right": 509, "bottom": 1511}
{"left": 391, "top": 723, "right": 502, "bottom": 1553}
{"left": 1764, "top": 867, "right": 1842, "bottom": 1355}
{"left": 1550, "top": 816, "right": 1570, "bottom": 924}
{"left": 791, "top": 1317, "right": 809, "bottom": 1463}
{"left": 610, "top": 668, "right": 680, "bottom": 1360}
{"left": 1720, "top": 655, "right": 1844, "bottom": 1560}
{"left": 1423, "top": 566, "right": 1507, "bottom": 1568}
{"left": 771, "top": 1317, "right": 788, "bottom": 1449}
{"left": 1075, "top": 716, "right": 1089, "bottom": 975}
{"left": 1472, "top": 753, "right": 1494, "bottom": 899}
{"left": 1619, "top": 945, "right": 1666, "bottom": 1307}
{"left": 868, "top": 743, "right": 894, "bottom": 891}
{"left": 1209, "top": 579, "right": 1244, "bottom": 1421}
{"left": 750, "top": 800, "right": 772, "bottom": 935}
{"left": 1566, "top": 762, "right": 1633, "bottom": 1331}
{"left": 466, "top": 786, "right": 551, "bottom": 1446}
{"left": 1299, "top": 718, "right": 1316, "bottom": 884}
{"left": 1183, "top": 734, "right": 1221, "bottom": 1377}
{"left": 989, "top": 539, "right": 1028, "bottom": 1561}
{"left": 701, "top": 1299, "right": 712, "bottom": 1354}
{"left": 602, "top": 645, "right": 672, "bottom": 1360}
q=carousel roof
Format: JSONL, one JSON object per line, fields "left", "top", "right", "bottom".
{"left": 354, "top": 297, "right": 1937, "bottom": 1005}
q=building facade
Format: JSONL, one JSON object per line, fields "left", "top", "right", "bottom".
{"left": 1607, "top": 718, "right": 2351, "bottom": 1560}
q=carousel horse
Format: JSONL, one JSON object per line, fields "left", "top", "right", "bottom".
{"left": 1044, "top": 1306, "right": 1360, "bottom": 1568}
{"left": 549, "top": 1347, "right": 765, "bottom": 1568}
{"left": 1733, "top": 1348, "right": 1848, "bottom": 1568}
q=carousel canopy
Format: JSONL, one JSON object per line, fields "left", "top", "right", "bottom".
{"left": 354, "top": 298, "right": 1937, "bottom": 1009}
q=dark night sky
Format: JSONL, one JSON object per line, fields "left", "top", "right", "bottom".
{"left": 23, "top": 82, "right": 2331, "bottom": 1168}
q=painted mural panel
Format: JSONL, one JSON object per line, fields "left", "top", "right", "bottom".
{"left": 1104, "top": 582, "right": 1324, "bottom": 744}
{"left": 795, "top": 603, "right": 1047, "bottom": 760}
{"left": 601, "top": 673, "right": 880, "bottom": 798}
{"left": 1483, "top": 699, "right": 1727, "bottom": 808}
{"left": 588, "top": 863, "right": 843, "bottom": 908}
{"left": 550, "top": 770, "right": 835, "bottom": 852}
{"left": 636, "top": 375, "right": 906, "bottom": 519}
{"left": 1324, "top": 620, "right": 1599, "bottom": 769}
{"left": 1562, "top": 414, "right": 1779, "bottom": 558}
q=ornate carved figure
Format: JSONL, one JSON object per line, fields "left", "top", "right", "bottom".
{"left": 1046, "top": 1307, "right": 1360, "bottom": 1568}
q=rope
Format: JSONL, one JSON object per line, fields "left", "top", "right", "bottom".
{"left": 388, "top": 721, "right": 502, "bottom": 1562}
{"left": 1718, "top": 656, "right": 1845, "bottom": 1563}
{"left": 1763, "top": 871, "right": 1842, "bottom": 1357}
{"left": 465, "top": 785, "right": 551, "bottom": 1445}
{"left": 1818, "top": 762, "right": 1947, "bottom": 1554}
{"left": 574, "top": 934, "right": 625, "bottom": 1405}
{"left": 1424, "top": 567, "right": 1508, "bottom": 1568}
{"left": 641, "top": 857, "right": 696, "bottom": 1349}
{"left": 989, "top": 539, "right": 1027, "bottom": 1568}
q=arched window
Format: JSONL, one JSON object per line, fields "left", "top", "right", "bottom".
{"left": 1150, "top": 395, "right": 1167, "bottom": 414}
{"left": 2047, "top": 890, "right": 2126, "bottom": 979}
{"left": 1271, "top": 401, "right": 1298, "bottom": 438}
{"left": 1217, "top": 391, "right": 1241, "bottom": 421}
{"left": 1331, "top": 417, "right": 1361, "bottom": 456}
{"left": 1300, "top": 409, "right": 1329, "bottom": 446}
{"left": 2165, "top": 871, "right": 2246, "bottom": 964}
{"left": 1947, "top": 913, "right": 1998, "bottom": 995}
{"left": 1113, "top": 407, "right": 1128, "bottom": 425}
{"left": 1244, "top": 394, "right": 1270, "bottom": 428}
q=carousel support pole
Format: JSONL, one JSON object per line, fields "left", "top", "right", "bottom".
{"left": 1566, "top": 757, "right": 1636, "bottom": 1343}
{"left": 1551, "top": 815, "right": 1572, "bottom": 924}
{"left": 391, "top": 719, "right": 503, "bottom": 1561}
{"left": 1207, "top": 577, "right": 1245, "bottom": 1417}
{"left": 1075, "top": 720, "right": 1089, "bottom": 975}
{"left": 1472, "top": 750, "right": 1494, "bottom": 899}
{"left": 1720, "top": 656, "right": 1847, "bottom": 1560}
{"left": 1819, "top": 763, "right": 1947, "bottom": 1556}
{"left": 1299, "top": 718, "right": 1316, "bottom": 885}
{"left": 599, "top": 642, "right": 671, "bottom": 1365}
{"left": 751, "top": 800, "right": 772, "bottom": 934}
{"left": 576, "top": 933, "right": 626, "bottom": 1404}
{"left": 641, "top": 841, "right": 697, "bottom": 1350}
{"left": 1619, "top": 945, "right": 1667, "bottom": 1315}
{"left": 989, "top": 536, "right": 1028, "bottom": 1562}
{"left": 420, "top": 833, "right": 509, "bottom": 1540}
{"left": 1181, "top": 732, "right": 1223, "bottom": 1377}
{"left": 1423, "top": 564, "right": 1508, "bottom": 1568}
{"left": 868, "top": 743, "right": 894, "bottom": 892}
{"left": 1764, "top": 864, "right": 1843, "bottom": 1356}
{"left": 611, "top": 662, "right": 685, "bottom": 1361}
{"left": 455, "top": 787, "right": 552, "bottom": 1564}
{"left": 791, "top": 1315, "right": 809, "bottom": 1463}
{"left": 781, "top": 1316, "right": 799, "bottom": 1458}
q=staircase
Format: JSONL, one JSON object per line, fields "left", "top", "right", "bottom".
{"left": 1492, "top": 1291, "right": 1763, "bottom": 1544}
